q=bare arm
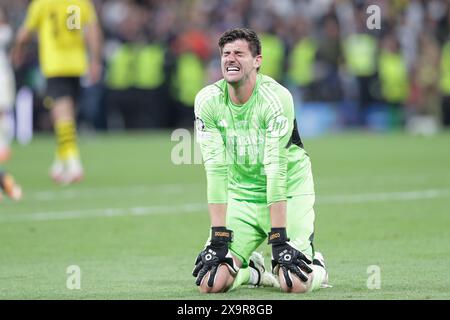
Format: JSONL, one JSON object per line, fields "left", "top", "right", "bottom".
{"left": 208, "top": 203, "right": 227, "bottom": 227}
{"left": 269, "top": 200, "right": 287, "bottom": 228}
{"left": 84, "top": 21, "right": 103, "bottom": 83}
{"left": 11, "top": 27, "right": 33, "bottom": 67}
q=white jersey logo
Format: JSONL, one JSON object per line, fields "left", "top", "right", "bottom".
{"left": 267, "top": 115, "right": 289, "bottom": 137}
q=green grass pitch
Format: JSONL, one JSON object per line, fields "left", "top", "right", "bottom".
{"left": 1, "top": 130, "right": 449, "bottom": 299}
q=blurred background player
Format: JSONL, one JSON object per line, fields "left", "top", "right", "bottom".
{"left": 0, "top": 5, "right": 15, "bottom": 163}
{"left": 0, "top": 5, "right": 21, "bottom": 203}
{"left": 12, "top": 0, "right": 103, "bottom": 184}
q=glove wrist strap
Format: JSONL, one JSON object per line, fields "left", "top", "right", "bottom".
{"left": 268, "top": 227, "right": 290, "bottom": 244}
{"left": 211, "top": 227, "right": 233, "bottom": 243}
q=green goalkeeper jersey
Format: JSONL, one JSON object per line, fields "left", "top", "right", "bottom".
{"left": 194, "top": 74, "right": 313, "bottom": 205}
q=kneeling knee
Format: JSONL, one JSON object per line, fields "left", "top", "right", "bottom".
{"left": 199, "top": 264, "right": 235, "bottom": 294}
{"left": 278, "top": 269, "right": 313, "bottom": 294}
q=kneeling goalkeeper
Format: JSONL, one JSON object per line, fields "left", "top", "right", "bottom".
{"left": 192, "top": 28, "right": 329, "bottom": 293}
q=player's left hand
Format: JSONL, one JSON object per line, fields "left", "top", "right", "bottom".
{"left": 192, "top": 227, "right": 238, "bottom": 287}
{"left": 268, "top": 228, "right": 313, "bottom": 288}
{"left": 88, "top": 60, "right": 103, "bottom": 85}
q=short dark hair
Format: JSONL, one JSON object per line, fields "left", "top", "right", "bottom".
{"left": 218, "top": 28, "right": 261, "bottom": 57}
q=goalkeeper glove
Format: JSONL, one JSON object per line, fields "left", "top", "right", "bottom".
{"left": 268, "top": 228, "right": 313, "bottom": 288}
{"left": 192, "top": 227, "right": 238, "bottom": 287}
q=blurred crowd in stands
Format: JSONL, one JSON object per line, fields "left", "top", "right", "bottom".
{"left": 2, "top": 0, "right": 450, "bottom": 134}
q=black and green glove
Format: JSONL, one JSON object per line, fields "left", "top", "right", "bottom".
{"left": 268, "top": 228, "right": 313, "bottom": 287}
{"left": 192, "top": 227, "right": 237, "bottom": 287}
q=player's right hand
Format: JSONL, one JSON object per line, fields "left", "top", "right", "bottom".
{"left": 192, "top": 227, "right": 238, "bottom": 287}
{"left": 268, "top": 228, "right": 313, "bottom": 288}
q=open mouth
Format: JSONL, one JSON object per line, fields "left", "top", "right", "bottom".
{"left": 226, "top": 66, "right": 240, "bottom": 73}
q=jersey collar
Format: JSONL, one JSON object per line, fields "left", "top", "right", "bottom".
{"left": 225, "top": 74, "right": 261, "bottom": 113}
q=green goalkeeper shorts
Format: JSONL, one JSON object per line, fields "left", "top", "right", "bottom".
{"left": 226, "top": 193, "right": 316, "bottom": 268}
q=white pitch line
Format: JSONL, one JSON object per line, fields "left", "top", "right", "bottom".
{"left": 30, "top": 184, "right": 200, "bottom": 202}
{"left": 316, "top": 172, "right": 450, "bottom": 187}
{"left": 318, "top": 188, "right": 450, "bottom": 204}
{"left": 0, "top": 188, "right": 449, "bottom": 223}
{"left": 0, "top": 203, "right": 207, "bottom": 223}
{"left": 25, "top": 172, "right": 450, "bottom": 202}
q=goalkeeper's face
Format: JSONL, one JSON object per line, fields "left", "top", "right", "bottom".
{"left": 221, "top": 39, "right": 261, "bottom": 85}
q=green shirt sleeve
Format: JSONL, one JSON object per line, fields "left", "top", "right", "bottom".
{"left": 194, "top": 87, "right": 228, "bottom": 203}
{"left": 262, "top": 85, "right": 295, "bottom": 205}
